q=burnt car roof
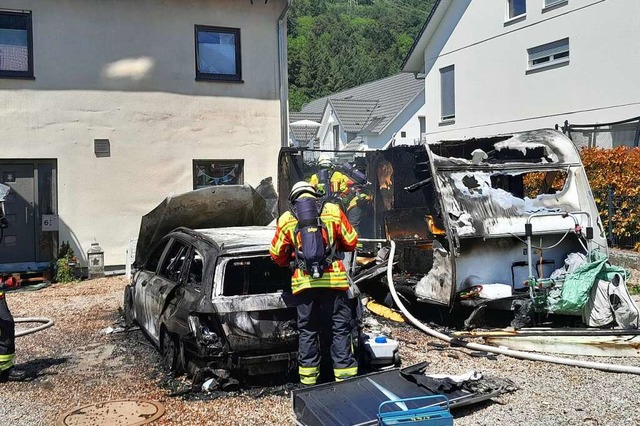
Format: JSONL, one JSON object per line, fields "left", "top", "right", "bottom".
{"left": 191, "top": 226, "right": 276, "bottom": 254}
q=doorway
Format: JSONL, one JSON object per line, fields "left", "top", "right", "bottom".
{"left": 0, "top": 160, "right": 57, "bottom": 269}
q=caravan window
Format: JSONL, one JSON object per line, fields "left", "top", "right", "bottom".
{"left": 490, "top": 170, "right": 568, "bottom": 199}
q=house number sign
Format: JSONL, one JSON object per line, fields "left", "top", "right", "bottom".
{"left": 42, "top": 214, "right": 59, "bottom": 231}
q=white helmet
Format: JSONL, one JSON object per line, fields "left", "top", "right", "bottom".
{"left": 318, "top": 155, "right": 332, "bottom": 168}
{"left": 289, "top": 181, "right": 320, "bottom": 203}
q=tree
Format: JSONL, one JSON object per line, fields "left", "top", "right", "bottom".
{"left": 288, "top": 0, "right": 435, "bottom": 111}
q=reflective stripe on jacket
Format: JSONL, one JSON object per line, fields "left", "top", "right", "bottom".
{"left": 270, "top": 201, "right": 358, "bottom": 294}
{"left": 309, "top": 171, "right": 354, "bottom": 197}
{"left": 347, "top": 193, "right": 372, "bottom": 211}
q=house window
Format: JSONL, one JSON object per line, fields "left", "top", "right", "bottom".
{"left": 333, "top": 125, "right": 340, "bottom": 150}
{"left": 440, "top": 65, "right": 455, "bottom": 122}
{"left": 193, "top": 159, "right": 244, "bottom": 189}
{"left": 195, "top": 25, "right": 242, "bottom": 82}
{"left": 0, "top": 11, "right": 33, "bottom": 79}
{"left": 507, "top": 0, "right": 526, "bottom": 19}
{"left": 528, "top": 38, "right": 569, "bottom": 71}
{"left": 418, "top": 116, "right": 426, "bottom": 135}
{"left": 400, "top": 131, "right": 407, "bottom": 138}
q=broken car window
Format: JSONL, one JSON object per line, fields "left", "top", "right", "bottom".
{"left": 146, "top": 241, "right": 168, "bottom": 273}
{"left": 186, "top": 251, "right": 204, "bottom": 291}
{"left": 159, "top": 241, "right": 189, "bottom": 283}
{"left": 222, "top": 255, "right": 292, "bottom": 296}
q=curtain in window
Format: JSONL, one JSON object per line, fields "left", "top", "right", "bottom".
{"left": 0, "top": 25, "right": 28, "bottom": 72}
{"left": 198, "top": 32, "right": 236, "bottom": 75}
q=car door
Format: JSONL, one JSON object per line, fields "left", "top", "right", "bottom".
{"left": 133, "top": 239, "right": 170, "bottom": 338}
{"left": 161, "top": 246, "right": 207, "bottom": 339}
{"left": 146, "top": 239, "right": 190, "bottom": 343}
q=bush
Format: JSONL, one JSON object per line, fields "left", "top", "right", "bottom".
{"left": 55, "top": 241, "right": 78, "bottom": 283}
{"left": 581, "top": 147, "right": 640, "bottom": 242}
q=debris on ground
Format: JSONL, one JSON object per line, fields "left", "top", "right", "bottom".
{"left": 2, "top": 276, "right": 640, "bottom": 425}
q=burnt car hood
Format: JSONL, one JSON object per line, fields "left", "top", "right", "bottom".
{"left": 135, "top": 184, "right": 275, "bottom": 266}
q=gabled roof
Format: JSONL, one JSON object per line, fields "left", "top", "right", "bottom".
{"left": 329, "top": 99, "right": 379, "bottom": 133}
{"left": 402, "top": 0, "right": 450, "bottom": 73}
{"left": 294, "top": 73, "right": 424, "bottom": 135}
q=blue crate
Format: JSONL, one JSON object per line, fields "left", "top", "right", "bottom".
{"left": 378, "top": 394, "right": 454, "bottom": 426}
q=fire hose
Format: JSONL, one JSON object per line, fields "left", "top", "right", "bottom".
{"left": 14, "top": 318, "right": 55, "bottom": 338}
{"left": 383, "top": 239, "right": 640, "bottom": 375}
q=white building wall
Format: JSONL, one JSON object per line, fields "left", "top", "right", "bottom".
{"left": 317, "top": 106, "right": 336, "bottom": 151}
{"left": 422, "top": 0, "right": 640, "bottom": 142}
{"left": 0, "top": 0, "right": 286, "bottom": 266}
{"left": 366, "top": 92, "right": 427, "bottom": 148}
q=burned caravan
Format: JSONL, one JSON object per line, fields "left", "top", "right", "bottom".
{"left": 279, "top": 129, "right": 606, "bottom": 313}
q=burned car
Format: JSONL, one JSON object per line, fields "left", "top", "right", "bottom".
{"left": 124, "top": 226, "right": 298, "bottom": 376}
{"left": 124, "top": 185, "right": 300, "bottom": 377}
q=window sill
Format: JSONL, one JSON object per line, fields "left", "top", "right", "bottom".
{"left": 526, "top": 58, "right": 569, "bottom": 74}
{"left": 0, "top": 74, "right": 35, "bottom": 80}
{"left": 542, "top": 0, "right": 568, "bottom": 13}
{"left": 504, "top": 14, "right": 526, "bottom": 26}
{"left": 196, "top": 75, "right": 244, "bottom": 83}
{"left": 439, "top": 118, "right": 456, "bottom": 126}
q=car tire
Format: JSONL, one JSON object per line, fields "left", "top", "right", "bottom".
{"left": 123, "top": 286, "right": 136, "bottom": 328}
{"left": 161, "top": 328, "right": 184, "bottom": 376}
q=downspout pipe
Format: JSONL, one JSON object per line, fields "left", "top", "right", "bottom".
{"left": 384, "top": 239, "right": 640, "bottom": 375}
{"left": 278, "top": 0, "right": 292, "bottom": 147}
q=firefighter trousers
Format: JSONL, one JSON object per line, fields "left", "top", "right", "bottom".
{"left": 0, "top": 294, "right": 15, "bottom": 372}
{"left": 295, "top": 288, "right": 357, "bottom": 385}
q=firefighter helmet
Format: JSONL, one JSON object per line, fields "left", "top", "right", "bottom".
{"left": 317, "top": 155, "right": 332, "bottom": 168}
{"left": 289, "top": 181, "right": 320, "bottom": 203}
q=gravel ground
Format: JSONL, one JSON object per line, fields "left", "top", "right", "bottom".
{"left": 1, "top": 276, "right": 640, "bottom": 425}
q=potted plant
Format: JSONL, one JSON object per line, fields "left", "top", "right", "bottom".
{"left": 55, "top": 241, "right": 79, "bottom": 283}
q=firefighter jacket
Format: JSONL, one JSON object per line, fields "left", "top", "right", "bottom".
{"left": 309, "top": 170, "right": 354, "bottom": 198}
{"left": 270, "top": 201, "right": 358, "bottom": 294}
{"left": 347, "top": 192, "right": 372, "bottom": 211}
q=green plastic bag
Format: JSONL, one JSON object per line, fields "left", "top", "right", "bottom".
{"left": 547, "top": 251, "right": 628, "bottom": 315}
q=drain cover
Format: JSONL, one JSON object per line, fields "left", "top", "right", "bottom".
{"left": 57, "top": 399, "right": 165, "bottom": 426}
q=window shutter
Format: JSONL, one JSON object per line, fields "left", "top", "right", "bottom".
{"left": 528, "top": 38, "right": 569, "bottom": 62}
{"left": 440, "top": 65, "right": 455, "bottom": 120}
{"left": 544, "top": 0, "right": 564, "bottom": 7}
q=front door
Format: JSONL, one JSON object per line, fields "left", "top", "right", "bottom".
{"left": 0, "top": 164, "right": 35, "bottom": 263}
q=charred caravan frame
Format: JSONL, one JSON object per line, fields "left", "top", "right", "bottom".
{"left": 279, "top": 130, "right": 606, "bottom": 310}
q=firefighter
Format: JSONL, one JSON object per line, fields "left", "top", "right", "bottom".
{"left": 0, "top": 184, "right": 23, "bottom": 383}
{"left": 346, "top": 187, "right": 373, "bottom": 236}
{"left": 309, "top": 155, "right": 354, "bottom": 201}
{"left": 270, "top": 181, "right": 358, "bottom": 385}
{"left": 0, "top": 276, "right": 21, "bottom": 382}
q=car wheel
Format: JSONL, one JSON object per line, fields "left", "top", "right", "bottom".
{"left": 123, "top": 286, "right": 136, "bottom": 328}
{"left": 161, "top": 328, "right": 183, "bottom": 376}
